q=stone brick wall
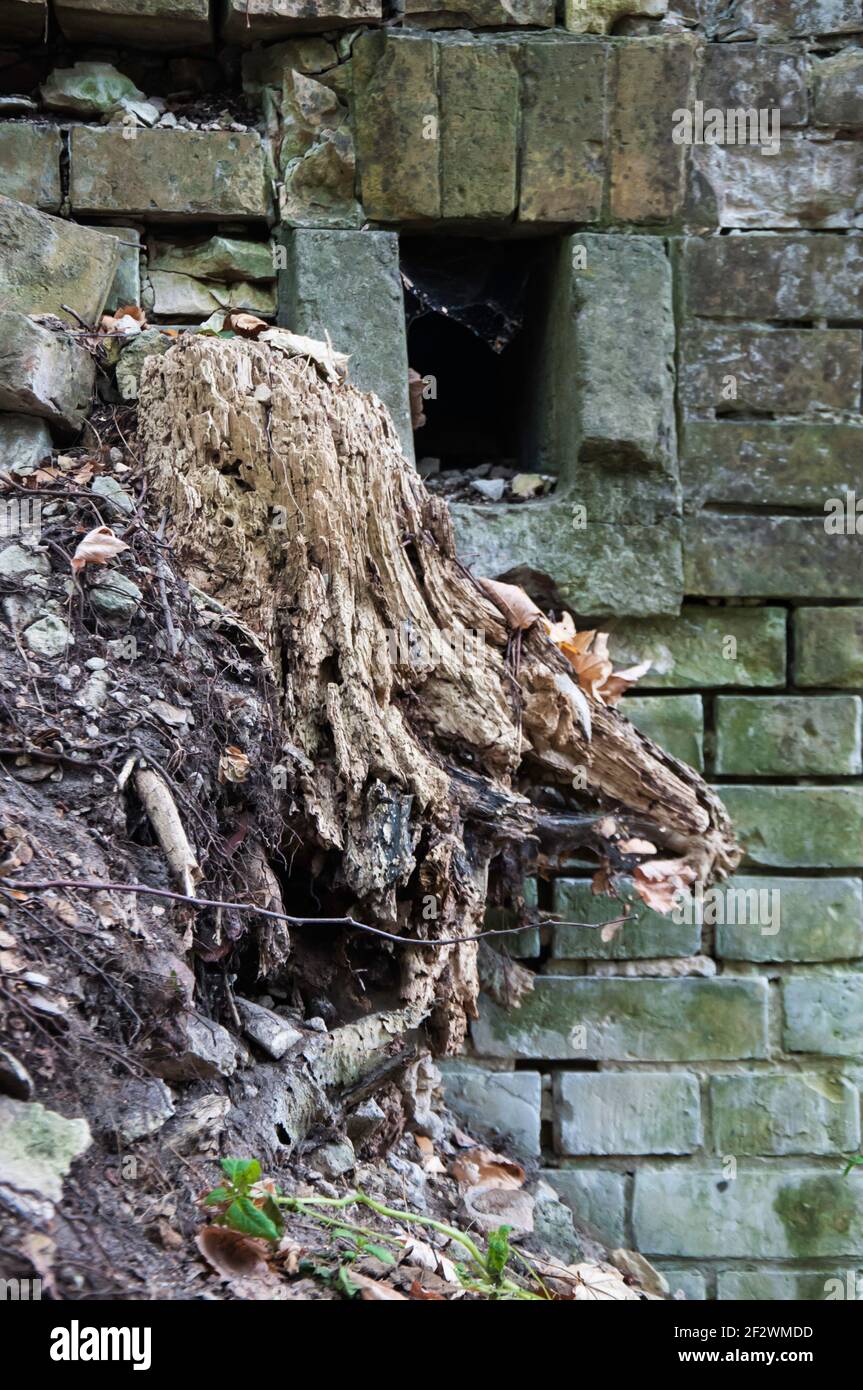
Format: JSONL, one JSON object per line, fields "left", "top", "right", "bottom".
{"left": 2, "top": 0, "right": 863, "bottom": 1299}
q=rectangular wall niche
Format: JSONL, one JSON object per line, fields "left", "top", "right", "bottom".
{"left": 401, "top": 237, "right": 561, "bottom": 498}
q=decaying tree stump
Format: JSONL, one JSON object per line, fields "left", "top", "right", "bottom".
{"left": 139, "top": 336, "right": 739, "bottom": 1055}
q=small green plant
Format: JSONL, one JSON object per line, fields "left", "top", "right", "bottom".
{"left": 842, "top": 1154, "right": 863, "bottom": 1177}
{"left": 201, "top": 1157, "right": 545, "bottom": 1299}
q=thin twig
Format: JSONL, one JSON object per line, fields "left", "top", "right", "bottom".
{"left": 0, "top": 877, "right": 614, "bottom": 946}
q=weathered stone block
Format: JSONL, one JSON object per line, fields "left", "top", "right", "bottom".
{"left": 55, "top": 0, "right": 211, "bottom": 44}
{"left": 699, "top": 42, "right": 809, "bottom": 126}
{"left": 794, "top": 607, "right": 863, "bottom": 689}
{"left": 683, "top": 422, "right": 863, "bottom": 511}
{"left": 715, "top": 695, "right": 862, "bottom": 776}
{"left": 814, "top": 50, "right": 863, "bottom": 128}
{"left": 680, "top": 327, "right": 862, "bottom": 416}
{"left": 0, "top": 196, "right": 120, "bottom": 326}
{"left": 473, "top": 977, "right": 769, "bottom": 1060}
{"left": 554, "top": 1071, "right": 702, "bottom": 1155}
{"left": 552, "top": 877, "right": 701, "bottom": 958}
{"left": 0, "top": 0, "right": 45, "bottom": 39}
{"left": 149, "top": 271, "right": 275, "bottom": 319}
{"left": 82, "top": 225, "right": 141, "bottom": 314}
{"left": 566, "top": 0, "right": 667, "bottom": 31}
{"left": 608, "top": 606, "right": 787, "bottom": 690}
{"left": 784, "top": 973, "right": 863, "bottom": 1057}
{"left": 353, "top": 31, "right": 440, "bottom": 222}
{"left": 519, "top": 38, "right": 608, "bottom": 225}
{"left": 223, "top": 0, "right": 380, "bottom": 42}
{"left": 69, "top": 129, "right": 269, "bottom": 220}
{"left": 681, "top": 234, "right": 863, "bottom": 322}
{"left": 716, "top": 876, "right": 863, "bottom": 963}
{"left": 0, "top": 124, "right": 61, "bottom": 212}
{"left": 404, "top": 0, "right": 555, "bottom": 26}
{"left": 701, "top": 0, "right": 862, "bottom": 41}
{"left": 0, "top": 312, "right": 95, "bottom": 435}
{"left": 610, "top": 36, "right": 697, "bottom": 224}
{"left": 570, "top": 235, "right": 676, "bottom": 473}
{"left": 685, "top": 516, "right": 863, "bottom": 600}
{"left": 633, "top": 1167, "right": 863, "bottom": 1259}
{"left": 718, "top": 1269, "right": 861, "bottom": 1301}
{"left": 711, "top": 1073, "right": 860, "bottom": 1156}
{"left": 692, "top": 139, "right": 863, "bottom": 229}
{"left": 149, "top": 236, "right": 274, "bottom": 284}
{"left": 0, "top": 414, "right": 52, "bottom": 473}
{"left": 540, "top": 1167, "right": 627, "bottom": 1246}
{"left": 718, "top": 785, "right": 863, "bottom": 868}
{"left": 440, "top": 38, "right": 519, "bottom": 221}
{"left": 277, "top": 227, "right": 413, "bottom": 455}
{"left": 452, "top": 499, "right": 682, "bottom": 617}
{"left": 439, "top": 1064, "right": 541, "bottom": 1155}
{"left": 623, "top": 694, "right": 703, "bottom": 769}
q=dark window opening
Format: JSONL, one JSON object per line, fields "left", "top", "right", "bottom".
{"left": 401, "top": 238, "right": 559, "bottom": 492}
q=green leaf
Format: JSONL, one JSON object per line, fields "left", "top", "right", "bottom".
{"left": 337, "top": 1264, "right": 360, "bottom": 1299}
{"left": 203, "top": 1186, "right": 232, "bottom": 1205}
{"left": 362, "top": 1243, "right": 396, "bottom": 1266}
{"left": 486, "top": 1226, "right": 512, "bottom": 1284}
{"left": 843, "top": 1154, "right": 863, "bottom": 1176}
{"left": 220, "top": 1158, "right": 261, "bottom": 1189}
{"left": 224, "top": 1196, "right": 280, "bottom": 1242}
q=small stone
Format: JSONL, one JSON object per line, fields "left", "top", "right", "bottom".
{"left": 91, "top": 475, "right": 135, "bottom": 516}
{"left": 236, "top": 998, "right": 302, "bottom": 1060}
{"left": 510, "top": 472, "right": 545, "bottom": 499}
{"left": 346, "top": 1099, "right": 386, "bottom": 1145}
{"left": 148, "top": 1011, "right": 239, "bottom": 1081}
{"left": 24, "top": 613, "right": 71, "bottom": 658}
{"left": 0, "top": 96, "right": 38, "bottom": 115}
{"left": 90, "top": 1077, "right": 175, "bottom": 1144}
{"left": 0, "top": 1097, "right": 90, "bottom": 1221}
{"left": 0, "top": 310, "right": 95, "bottom": 434}
{"left": 88, "top": 570, "right": 143, "bottom": 624}
{"left": 0, "top": 414, "right": 53, "bottom": 476}
{"left": 305, "top": 1016, "right": 327, "bottom": 1032}
{"left": 308, "top": 1136, "right": 356, "bottom": 1179}
{"left": 85, "top": 656, "right": 106, "bottom": 670}
{"left": 0, "top": 543, "right": 50, "bottom": 578}
{"left": 470, "top": 477, "right": 505, "bottom": 502}
{"left": 40, "top": 61, "right": 147, "bottom": 117}
{"left": 115, "top": 329, "right": 173, "bottom": 403}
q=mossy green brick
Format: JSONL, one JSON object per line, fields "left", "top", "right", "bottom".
{"left": 623, "top": 694, "right": 703, "bottom": 769}
{"left": 0, "top": 124, "right": 62, "bottom": 212}
{"left": 711, "top": 1073, "right": 860, "bottom": 1156}
{"left": 717, "top": 786, "right": 863, "bottom": 868}
{"left": 552, "top": 878, "right": 700, "bottom": 959}
{"left": 634, "top": 1167, "right": 863, "bottom": 1259}
{"left": 608, "top": 607, "right": 786, "bottom": 690}
{"left": 784, "top": 973, "right": 863, "bottom": 1057}
{"left": 540, "top": 1167, "right": 626, "bottom": 1247}
{"left": 685, "top": 516, "right": 863, "bottom": 601}
{"left": 683, "top": 422, "right": 863, "bottom": 511}
{"left": 718, "top": 1269, "right": 862, "bottom": 1301}
{"left": 472, "top": 977, "right": 768, "bottom": 1061}
{"left": 794, "top": 608, "right": 863, "bottom": 689}
{"left": 554, "top": 1072, "right": 702, "bottom": 1155}
{"left": 519, "top": 36, "right": 608, "bottom": 225}
{"left": 715, "top": 695, "right": 862, "bottom": 776}
{"left": 716, "top": 876, "right": 863, "bottom": 963}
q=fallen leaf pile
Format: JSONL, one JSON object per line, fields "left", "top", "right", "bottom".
{"left": 545, "top": 612, "right": 651, "bottom": 705}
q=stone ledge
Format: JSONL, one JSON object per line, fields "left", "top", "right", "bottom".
{"left": 69, "top": 129, "right": 270, "bottom": 221}
{"left": 54, "top": 0, "right": 212, "bottom": 45}
{"left": 223, "top": 0, "right": 381, "bottom": 43}
{"left": 0, "top": 124, "right": 62, "bottom": 213}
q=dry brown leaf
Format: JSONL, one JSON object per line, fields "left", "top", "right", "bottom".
{"left": 603, "top": 659, "right": 653, "bottom": 706}
{"left": 71, "top": 525, "right": 130, "bottom": 574}
{"left": 478, "top": 578, "right": 543, "bottom": 632}
{"left": 195, "top": 1225, "right": 268, "bottom": 1280}
{"left": 350, "top": 1271, "right": 408, "bottom": 1301}
{"left": 632, "top": 857, "right": 697, "bottom": 915}
{"left": 600, "top": 919, "right": 625, "bottom": 944}
{"left": 115, "top": 304, "right": 147, "bottom": 326}
{"left": 218, "top": 745, "right": 251, "bottom": 784}
{"left": 450, "top": 1146, "right": 525, "bottom": 1191}
{"left": 408, "top": 1278, "right": 446, "bottom": 1300}
{"left": 408, "top": 368, "right": 427, "bottom": 430}
{"left": 567, "top": 1262, "right": 640, "bottom": 1301}
{"left": 226, "top": 311, "right": 268, "bottom": 338}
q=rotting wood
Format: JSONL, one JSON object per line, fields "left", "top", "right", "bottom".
{"left": 138, "top": 336, "right": 740, "bottom": 1054}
